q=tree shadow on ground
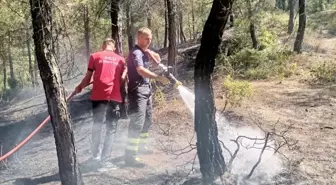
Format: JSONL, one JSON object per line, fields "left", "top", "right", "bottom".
{"left": 13, "top": 173, "right": 60, "bottom": 185}
{"left": 279, "top": 86, "right": 333, "bottom": 108}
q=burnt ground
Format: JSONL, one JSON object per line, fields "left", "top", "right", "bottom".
{"left": 1, "top": 32, "right": 336, "bottom": 185}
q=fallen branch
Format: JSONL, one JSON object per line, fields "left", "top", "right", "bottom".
{"left": 244, "top": 132, "right": 270, "bottom": 180}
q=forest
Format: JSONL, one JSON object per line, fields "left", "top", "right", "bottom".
{"left": 0, "top": 0, "right": 336, "bottom": 184}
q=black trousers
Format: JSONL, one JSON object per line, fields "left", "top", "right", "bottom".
{"left": 125, "top": 84, "right": 153, "bottom": 157}
{"left": 91, "top": 100, "right": 120, "bottom": 162}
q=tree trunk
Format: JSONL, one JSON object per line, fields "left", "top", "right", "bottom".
{"left": 188, "top": 13, "right": 192, "bottom": 40}
{"left": 249, "top": 23, "right": 259, "bottom": 49}
{"left": 147, "top": 17, "right": 152, "bottom": 29}
{"left": 29, "top": 0, "right": 83, "bottom": 184}
{"left": 194, "top": 0, "right": 232, "bottom": 183}
{"left": 282, "top": 0, "right": 287, "bottom": 9}
{"left": 176, "top": 24, "right": 180, "bottom": 44}
{"left": 110, "top": 0, "right": 123, "bottom": 55}
{"left": 288, "top": 0, "right": 295, "bottom": 34}
{"left": 3, "top": 59, "right": 6, "bottom": 90}
{"left": 294, "top": 0, "right": 306, "bottom": 53}
{"left": 319, "top": 0, "right": 325, "bottom": 10}
{"left": 26, "top": 28, "right": 34, "bottom": 87}
{"left": 8, "top": 32, "right": 15, "bottom": 84}
{"left": 166, "top": 0, "right": 177, "bottom": 74}
{"left": 33, "top": 52, "right": 39, "bottom": 86}
{"left": 155, "top": 29, "right": 160, "bottom": 48}
{"left": 247, "top": 0, "right": 258, "bottom": 49}
{"left": 126, "top": 1, "right": 134, "bottom": 50}
{"left": 84, "top": 4, "right": 90, "bottom": 61}
{"left": 276, "top": 0, "right": 286, "bottom": 9}
{"left": 164, "top": 0, "right": 168, "bottom": 48}
{"left": 191, "top": 0, "right": 195, "bottom": 39}
{"left": 179, "top": 11, "right": 186, "bottom": 43}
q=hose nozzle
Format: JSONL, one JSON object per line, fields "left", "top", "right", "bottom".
{"left": 158, "top": 64, "right": 182, "bottom": 88}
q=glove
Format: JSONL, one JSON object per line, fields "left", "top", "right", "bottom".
{"left": 174, "top": 80, "right": 182, "bottom": 89}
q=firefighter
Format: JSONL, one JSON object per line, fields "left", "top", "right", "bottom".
{"left": 124, "top": 27, "right": 169, "bottom": 167}
{"left": 74, "top": 38, "right": 127, "bottom": 168}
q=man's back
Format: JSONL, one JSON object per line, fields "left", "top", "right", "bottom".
{"left": 88, "top": 50, "right": 125, "bottom": 102}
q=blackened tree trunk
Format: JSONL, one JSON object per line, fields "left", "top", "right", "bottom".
{"left": 179, "top": 11, "right": 186, "bottom": 43}
{"left": 33, "top": 53, "right": 39, "bottom": 86}
{"left": 26, "top": 28, "right": 34, "bottom": 86}
{"left": 276, "top": 0, "right": 287, "bottom": 9}
{"left": 194, "top": 0, "right": 232, "bottom": 183}
{"left": 246, "top": 0, "right": 258, "bottom": 49}
{"left": 249, "top": 23, "right": 258, "bottom": 49}
{"left": 166, "top": 0, "right": 177, "bottom": 74}
{"left": 125, "top": 0, "right": 134, "bottom": 50}
{"left": 3, "top": 59, "right": 6, "bottom": 90}
{"left": 191, "top": 0, "right": 195, "bottom": 39}
{"left": 8, "top": 32, "right": 15, "bottom": 87}
{"left": 164, "top": 0, "right": 168, "bottom": 48}
{"left": 110, "top": 0, "right": 123, "bottom": 55}
{"left": 84, "top": 4, "right": 90, "bottom": 61}
{"left": 29, "top": 0, "right": 83, "bottom": 184}
{"left": 294, "top": 0, "right": 306, "bottom": 53}
{"left": 288, "top": 0, "right": 295, "bottom": 34}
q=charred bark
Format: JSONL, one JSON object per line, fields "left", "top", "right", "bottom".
{"left": 26, "top": 28, "right": 34, "bottom": 87}
{"left": 294, "top": 0, "right": 306, "bottom": 53}
{"left": 249, "top": 23, "right": 258, "bottom": 49}
{"left": 110, "top": 0, "right": 123, "bottom": 55}
{"left": 194, "top": 0, "right": 232, "bottom": 183}
{"left": 126, "top": 1, "right": 134, "bottom": 50}
{"left": 164, "top": 0, "right": 168, "bottom": 48}
{"left": 166, "top": 0, "right": 177, "bottom": 74}
{"left": 84, "top": 4, "right": 90, "bottom": 61}
{"left": 29, "top": 0, "right": 83, "bottom": 184}
{"left": 288, "top": 0, "right": 295, "bottom": 34}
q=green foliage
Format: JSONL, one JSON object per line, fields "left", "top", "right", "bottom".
{"left": 307, "top": 10, "right": 336, "bottom": 33}
{"left": 222, "top": 75, "right": 253, "bottom": 110}
{"left": 310, "top": 61, "right": 336, "bottom": 84}
{"left": 216, "top": 46, "right": 295, "bottom": 80}
{"left": 259, "top": 11, "right": 288, "bottom": 35}
{"left": 307, "top": 0, "right": 326, "bottom": 13}
{"left": 258, "top": 29, "right": 277, "bottom": 50}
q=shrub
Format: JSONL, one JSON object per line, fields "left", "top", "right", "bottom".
{"left": 222, "top": 75, "right": 253, "bottom": 110}
{"left": 310, "top": 61, "right": 336, "bottom": 84}
{"left": 216, "top": 46, "right": 294, "bottom": 80}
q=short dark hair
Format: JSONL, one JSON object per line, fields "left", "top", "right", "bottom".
{"left": 103, "top": 38, "right": 115, "bottom": 46}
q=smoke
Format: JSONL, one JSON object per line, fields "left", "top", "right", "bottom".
{"left": 217, "top": 115, "right": 283, "bottom": 184}
{"left": 177, "top": 85, "right": 283, "bottom": 184}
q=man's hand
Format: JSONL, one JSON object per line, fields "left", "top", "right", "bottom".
{"left": 74, "top": 85, "right": 82, "bottom": 94}
{"left": 155, "top": 75, "right": 170, "bottom": 85}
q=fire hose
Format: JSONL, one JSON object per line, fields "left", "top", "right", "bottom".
{"left": 0, "top": 91, "right": 77, "bottom": 161}
{"left": 0, "top": 51, "right": 181, "bottom": 162}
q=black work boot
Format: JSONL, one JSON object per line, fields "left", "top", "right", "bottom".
{"left": 124, "top": 150, "right": 145, "bottom": 168}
